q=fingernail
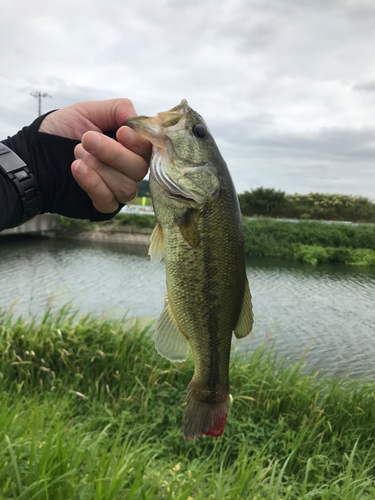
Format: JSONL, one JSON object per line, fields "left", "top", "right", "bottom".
{"left": 72, "top": 159, "right": 87, "bottom": 174}
{"left": 74, "top": 144, "right": 86, "bottom": 160}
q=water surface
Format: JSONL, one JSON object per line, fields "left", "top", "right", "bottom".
{"left": 1, "top": 235, "right": 374, "bottom": 378}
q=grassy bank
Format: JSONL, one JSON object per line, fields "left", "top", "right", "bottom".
{"left": 242, "top": 218, "right": 375, "bottom": 265}
{"left": 54, "top": 212, "right": 155, "bottom": 235}
{"left": 54, "top": 213, "right": 375, "bottom": 266}
{"left": 1, "top": 308, "right": 375, "bottom": 498}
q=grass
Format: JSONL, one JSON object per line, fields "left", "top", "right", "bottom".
{"left": 54, "top": 212, "right": 375, "bottom": 266}
{"left": 1, "top": 307, "right": 375, "bottom": 498}
{"left": 243, "top": 218, "right": 375, "bottom": 265}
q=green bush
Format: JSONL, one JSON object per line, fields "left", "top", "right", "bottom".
{"left": 292, "top": 244, "right": 329, "bottom": 265}
{"left": 53, "top": 215, "right": 93, "bottom": 233}
{"left": 239, "top": 188, "right": 375, "bottom": 222}
{"left": 242, "top": 218, "right": 375, "bottom": 265}
{"left": 239, "top": 187, "right": 286, "bottom": 217}
{"left": 114, "top": 212, "right": 156, "bottom": 229}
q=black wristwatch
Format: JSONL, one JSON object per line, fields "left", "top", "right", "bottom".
{"left": 0, "top": 143, "right": 40, "bottom": 224}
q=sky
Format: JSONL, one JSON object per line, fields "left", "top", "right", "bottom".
{"left": 1, "top": 0, "right": 375, "bottom": 198}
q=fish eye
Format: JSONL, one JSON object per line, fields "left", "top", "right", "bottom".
{"left": 192, "top": 124, "right": 207, "bottom": 138}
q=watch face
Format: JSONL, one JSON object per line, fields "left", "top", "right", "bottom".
{"left": 0, "top": 143, "right": 40, "bottom": 221}
{"left": 0, "top": 144, "right": 26, "bottom": 173}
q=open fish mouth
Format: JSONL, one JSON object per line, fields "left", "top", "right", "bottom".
{"left": 125, "top": 99, "right": 189, "bottom": 145}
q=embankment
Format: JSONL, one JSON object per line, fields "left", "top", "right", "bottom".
{"left": 1, "top": 308, "right": 375, "bottom": 498}
{"left": 56, "top": 213, "right": 375, "bottom": 266}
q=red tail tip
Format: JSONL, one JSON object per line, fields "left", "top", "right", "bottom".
{"left": 204, "top": 411, "right": 227, "bottom": 437}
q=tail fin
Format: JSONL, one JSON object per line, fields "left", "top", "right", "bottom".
{"left": 182, "top": 382, "right": 229, "bottom": 441}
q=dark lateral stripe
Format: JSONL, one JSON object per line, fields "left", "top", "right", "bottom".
{"left": 202, "top": 218, "right": 222, "bottom": 403}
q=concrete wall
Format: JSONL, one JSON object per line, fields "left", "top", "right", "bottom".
{"left": 1, "top": 214, "right": 57, "bottom": 236}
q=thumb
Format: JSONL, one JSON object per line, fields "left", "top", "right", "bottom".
{"left": 85, "top": 98, "right": 138, "bottom": 131}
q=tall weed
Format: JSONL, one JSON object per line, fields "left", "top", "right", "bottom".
{"left": 1, "top": 310, "right": 375, "bottom": 498}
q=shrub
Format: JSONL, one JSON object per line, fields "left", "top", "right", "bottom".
{"left": 239, "top": 188, "right": 286, "bottom": 217}
{"left": 239, "top": 188, "right": 375, "bottom": 222}
{"left": 114, "top": 213, "right": 156, "bottom": 229}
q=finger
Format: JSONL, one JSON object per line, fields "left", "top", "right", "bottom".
{"left": 81, "top": 131, "right": 149, "bottom": 182}
{"left": 71, "top": 160, "right": 119, "bottom": 213}
{"left": 79, "top": 98, "right": 137, "bottom": 131}
{"left": 74, "top": 146, "right": 139, "bottom": 204}
{"left": 117, "top": 126, "right": 152, "bottom": 162}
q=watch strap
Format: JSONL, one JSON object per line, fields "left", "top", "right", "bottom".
{"left": 0, "top": 143, "right": 40, "bottom": 223}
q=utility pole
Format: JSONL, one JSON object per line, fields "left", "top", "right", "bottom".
{"left": 30, "top": 91, "right": 52, "bottom": 116}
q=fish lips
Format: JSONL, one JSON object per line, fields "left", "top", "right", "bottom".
{"left": 125, "top": 116, "right": 168, "bottom": 149}
{"left": 125, "top": 105, "right": 186, "bottom": 146}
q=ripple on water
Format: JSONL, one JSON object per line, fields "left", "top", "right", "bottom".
{"left": 0, "top": 240, "right": 374, "bottom": 377}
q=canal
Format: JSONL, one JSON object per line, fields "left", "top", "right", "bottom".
{"left": 1, "top": 235, "right": 374, "bottom": 378}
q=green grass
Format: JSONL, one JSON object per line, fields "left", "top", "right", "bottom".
{"left": 54, "top": 204, "right": 375, "bottom": 266}
{"left": 1, "top": 308, "right": 375, "bottom": 498}
{"left": 243, "top": 218, "right": 375, "bottom": 265}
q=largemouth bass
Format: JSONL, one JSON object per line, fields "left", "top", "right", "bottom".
{"left": 125, "top": 100, "right": 253, "bottom": 440}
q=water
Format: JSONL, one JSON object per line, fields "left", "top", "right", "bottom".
{"left": 1, "top": 235, "right": 375, "bottom": 378}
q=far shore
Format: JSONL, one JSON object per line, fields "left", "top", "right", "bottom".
{"left": 60, "top": 230, "right": 151, "bottom": 248}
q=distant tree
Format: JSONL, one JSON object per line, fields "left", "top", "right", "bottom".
{"left": 239, "top": 187, "right": 286, "bottom": 217}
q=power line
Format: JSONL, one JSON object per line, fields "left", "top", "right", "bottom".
{"left": 30, "top": 91, "right": 52, "bottom": 116}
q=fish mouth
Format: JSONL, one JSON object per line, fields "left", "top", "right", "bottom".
{"left": 155, "top": 99, "right": 189, "bottom": 128}
{"left": 125, "top": 99, "right": 190, "bottom": 145}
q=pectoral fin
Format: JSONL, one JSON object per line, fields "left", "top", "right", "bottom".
{"left": 149, "top": 223, "right": 165, "bottom": 264}
{"left": 175, "top": 209, "right": 200, "bottom": 249}
{"left": 234, "top": 280, "right": 253, "bottom": 339}
{"left": 154, "top": 296, "right": 189, "bottom": 362}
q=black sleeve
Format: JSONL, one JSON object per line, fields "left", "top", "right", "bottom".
{"left": 0, "top": 111, "right": 121, "bottom": 231}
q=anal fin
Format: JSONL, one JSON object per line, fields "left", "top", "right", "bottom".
{"left": 234, "top": 279, "right": 253, "bottom": 339}
{"left": 154, "top": 297, "right": 189, "bottom": 362}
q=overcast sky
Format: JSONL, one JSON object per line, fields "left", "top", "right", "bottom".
{"left": 1, "top": 0, "right": 375, "bottom": 198}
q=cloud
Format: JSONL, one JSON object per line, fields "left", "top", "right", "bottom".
{"left": 352, "top": 81, "right": 375, "bottom": 92}
{"left": 1, "top": 0, "right": 375, "bottom": 198}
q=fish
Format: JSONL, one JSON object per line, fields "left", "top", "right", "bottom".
{"left": 125, "top": 100, "right": 253, "bottom": 440}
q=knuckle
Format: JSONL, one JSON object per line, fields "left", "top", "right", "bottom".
{"left": 117, "top": 181, "right": 138, "bottom": 203}
{"left": 133, "top": 161, "right": 149, "bottom": 182}
{"left": 107, "top": 144, "right": 122, "bottom": 165}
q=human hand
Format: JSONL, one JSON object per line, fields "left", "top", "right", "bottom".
{"left": 39, "top": 99, "right": 151, "bottom": 213}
